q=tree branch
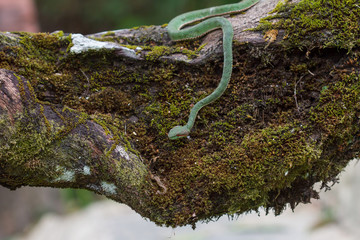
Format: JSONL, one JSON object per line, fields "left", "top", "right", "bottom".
{"left": 0, "top": 0, "right": 359, "bottom": 227}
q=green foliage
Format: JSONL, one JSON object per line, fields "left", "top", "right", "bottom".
{"left": 60, "top": 189, "right": 99, "bottom": 209}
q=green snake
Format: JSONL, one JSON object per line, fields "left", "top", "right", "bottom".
{"left": 167, "top": 0, "right": 259, "bottom": 140}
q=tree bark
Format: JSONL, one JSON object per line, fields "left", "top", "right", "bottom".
{"left": 0, "top": 0, "right": 359, "bottom": 227}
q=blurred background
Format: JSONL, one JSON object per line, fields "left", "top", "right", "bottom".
{"left": 1, "top": 0, "right": 360, "bottom": 239}
{"left": 0, "top": 0, "right": 237, "bottom": 34}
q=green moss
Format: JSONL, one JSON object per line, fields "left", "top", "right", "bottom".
{"left": 39, "top": 105, "right": 51, "bottom": 133}
{"left": 144, "top": 45, "right": 200, "bottom": 61}
{"left": 0, "top": 110, "right": 64, "bottom": 185}
{"left": 290, "top": 63, "right": 308, "bottom": 73}
{"left": 120, "top": 44, "right": 140, "bottom": 50}
{"left": 254, "top": 0, "right": 360, "bottom": 50}
{"left": 145, "top": 46, "right": 172, "bottom": 61}
{"left": 269, "top": 0, "right": 291, "bottom": 13}
{"left": 310, "top": 71, "right": 360, "bottom": 133}
{"left": 101, "top": 31, "right": 116, "bottom": 37}
{"left": 149, "top": 121, "right": 322, "bottom": 225}
{"left": 130, "top": 25, "right": 159, "bottom": 31}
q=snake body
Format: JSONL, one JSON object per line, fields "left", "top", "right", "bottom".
{"left": 167, "top": 0, "right": 259, "bottom": 140}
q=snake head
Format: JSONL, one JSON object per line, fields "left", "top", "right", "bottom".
{"left": 168, "top": 125, "right": 190, "bottom": 140}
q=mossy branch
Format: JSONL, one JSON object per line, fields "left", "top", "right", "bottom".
{"left": 0, "top": 0, "right": 360, "bottom": 228}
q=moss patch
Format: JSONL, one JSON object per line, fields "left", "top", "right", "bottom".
{"left": 254, "top": 0, "right": 360, "bottom": 50}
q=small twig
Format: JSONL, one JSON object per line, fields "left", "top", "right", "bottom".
{"left": 308, "top": 70, "right": 315, "bottom": 76}
{"left": 80, "top": 69, "right": 91, "bottom": 96}
{"left": 294, "top": 75, "right": 305, "bottom": 113}
{"left": 150, "top": 173, "right": 167, "bottom": 195}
